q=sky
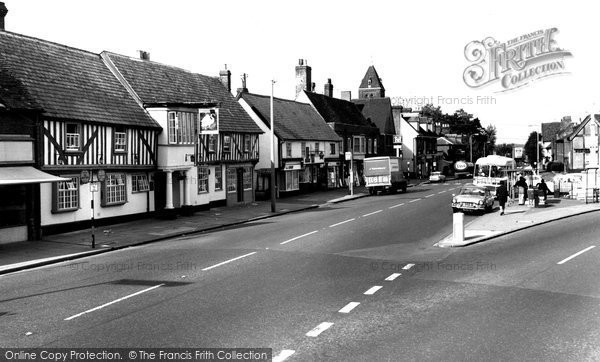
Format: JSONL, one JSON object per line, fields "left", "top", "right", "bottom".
{"left": 4, "top": 0, "right": 598, "bottom": 144}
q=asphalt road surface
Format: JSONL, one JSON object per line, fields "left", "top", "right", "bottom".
{"left": 1, "top": 180, "right": 598, "bottom": 361}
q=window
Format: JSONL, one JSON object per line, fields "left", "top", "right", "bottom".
{"left": 285, "top": 170, "right": 299, "bottom": 191}
{"left": 243, "top": 135, "right": 251, "bottom": 153}
{"left": 102, "top": 173, "right": 127, "bottom": 206}
{"left": 65, "top": 123, "right": 81, "bottom": 151}
{"left": 53, "top": 176, "right": 79, "bottom": 212}
{"left": 198, "top": 167, "right": 209, "bottom": 193}
{"left": 114, "top": 127, "right": 127, "bottom": 152}
{"left": 214, "top": 166, "right": 223, "bottom": 191}
{"left": 243, "top": 166, "right": 253, "bottom": 190}
{"left": 330, "top": 143, "right": 336, "bottom": 155}
{"left": 167, "top": 111, "right": 197, "bottom": 144}
{"left": 301, "top": 142, "right": 306, "bottom": 158}
{"left": 374, "top": 138, "right": 378, "bottom": 154}
{"left": 132, "top": 174, "right": 150, "bottom": 193}
{"left": 346, "top": 137, "right": 351, "bottom": 152}
{"left": 226, "top": 167, "right": 237, "bottom": 193}
{"left": 223, "top": 135, "right": 231, "bottom": 152}
{"left": 353, "top": 136, "right": 366, "bottom": 153}
{"left": 286, "top": 142, "right": 292, "bottom": 157}
{"left": 368, "top": 139, "right": 373, "bottom": 154}
{"left": 208, "top": 135, "right": 217, "bottom": 153}
{"left": 315, "top": 143, "right": 320, "bottom": 154}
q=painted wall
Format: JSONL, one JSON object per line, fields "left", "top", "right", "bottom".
{"left": 238, "top": 98, "right": 279, "bottom": 170}
{"left": 40, "top": 172, "right": 155, "bottom": 226}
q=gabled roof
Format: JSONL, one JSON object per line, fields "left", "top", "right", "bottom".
{"left": 0, "top": 31, "right": 160, "bottom": 128}
{"left": 239, "top": 92, "right": 340, "bottom": 142}
{"left": 303, "top": 91, "right": 376, "bottom": 130}
{"left": 541, "top": 122, "right": 561, "bottom": 142}
{"left": 103, "top": 52, "right": 262, "bottom": 133}
{"left": 567, "top": 115, "right": 600, "bottom": 141}
{"left": 359, "top": 65, "right": 385, "bottom": 91}
{"left": 352, "top": 97, "right": 395, "bottom": 134}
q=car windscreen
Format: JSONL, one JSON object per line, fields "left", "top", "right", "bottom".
{"left": 459, "top": 188, "right": 484, "bottom": 196}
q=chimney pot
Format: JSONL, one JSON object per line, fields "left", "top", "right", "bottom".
{"left": 324, "top": 78, "right": 334, "bottom": 98}
{"left": 0, "top": 2, "right": 8, "bottom": 31}
{"left": 219, "top": 67, "right": 232, "bottom": 93}
{"left": 299, "top": 59, "right": 303, "bottom": 66}
{"left": 138, "top": 50, "right": 150, "bottom": 61}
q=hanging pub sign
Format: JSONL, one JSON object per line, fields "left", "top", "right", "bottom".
{"left": 199, "top": 108, "right": 219, "bottom": 134}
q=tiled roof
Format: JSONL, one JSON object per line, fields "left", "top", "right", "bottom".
{"left": 352, "top": 97, "right": 395, "bottom": 134}
{"left": 104, "top": 52, "right": 262, "bottom": 133}
{"left": 239, "top": 92, "right": 340, "bottom": 142}
{"left": 359, "top": 66, "right": 385, "bottom": 90}
{"left": 0, "top": 31, "right": 160, "bottom": 128}
{"left": 303, "top": 91, "right": 377, "bottom": 131}
{"left": 541, "top": 122, "right": 561, "bottom": 142}
{"left": 0, "top": 67, "right": 42, "bottom": 111}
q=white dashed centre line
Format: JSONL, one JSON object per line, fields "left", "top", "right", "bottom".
{"left": 280, "top": 230, "right": 318, "bottom": 245}
{"left": 338, "top": 302, "right": 360, "bottom": 313}
{"left": 65, "top": 283, "right": 164, "bottom": 321}
{"left": 557, "top": 245, "right": 596, "bottom": 265}
{"left": 201, "top": 252, "right": 257, "bottom": 271}
{"left": 329, "top": 218, "right": 355, "bottom": 228}
{"left": 403, "top": 263, "right": 415, "bottom": 270}
{"left": 385, "top": 273, "right": 401, "bottom": 281}
{"left": 438, "top": 191, "right": 446, "bottom": 194}
{"left": 409, "top": 199, "right": 421, "bottom": 203}
{"left": 364, "top": 286, "right": 383, "bottom": 295}
{"left": 273, "top": 350, "right": 295, "bottom": 362}
{"left": 389, "top": 203, "right": 405, "bottom": 209}
{"left": 425, "top": 194, "right": 435, "bottom": 198}
{"left": 362, "top": 210, "right": 383, "bottom": 217}
{"left": 306, "top": 322, "right": 334, "bottom": 337}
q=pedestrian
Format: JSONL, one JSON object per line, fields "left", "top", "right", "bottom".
{"left": 497, "top": 180, "right": 509, "bottom": 215}
{"left": 515, "top": 176, "right": 528, "bottom": 204}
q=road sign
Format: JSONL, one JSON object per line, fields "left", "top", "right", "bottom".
{"left": 97, "top": 169, "right": 106, "bottom": 182}
{"left": 90, "top": 182, "right": 99, "bottom": 193}
{"left": 345, "top": 152, "right": 352, "bottom": 161}
{"left": 393, "top": 135, "right": 402, "bottom": 145}
{"left": 393, "top": 145, "right": 402, "bottom": 149}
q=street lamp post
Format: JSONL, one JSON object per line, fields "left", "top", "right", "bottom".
{"left": 270, "top": 80, "right": 276, "bottom": 213}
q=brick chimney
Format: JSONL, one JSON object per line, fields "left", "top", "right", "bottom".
{"left": 341, "top": 91, "right": 352, "bottom": 101}
{"left": 0, "top": 2, "right": 8, "bottom": 31}
{"left": 219, "top": 65, "right": 231, "bottom": 92}
{"left": 236, "top": 73, "right": 249, "bottom": 94}
{"left": 324, "top": 78, "right": 333, "bottom": 98}
{"left": 138, "top": 50, "right": 150, "bottom": 61}
{"left": 295, "top": 59, "right": 312, "bottom": 98}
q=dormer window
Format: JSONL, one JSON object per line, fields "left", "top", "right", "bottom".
{"left": 368, "top": 78, "right": 372, "bottom": 87}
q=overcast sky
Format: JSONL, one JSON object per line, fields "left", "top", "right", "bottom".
{"left": 5, "top": 0, "right": 597, "bottom": 144}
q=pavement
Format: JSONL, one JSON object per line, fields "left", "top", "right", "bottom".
{"left": 436, "top": 196, "right": 600, "bottom": 247}
{"left": 0, "top": 185, "right": 374, "bottom": 274}
{"left": 3, "top": 178, "right": 600, "bottom": 275}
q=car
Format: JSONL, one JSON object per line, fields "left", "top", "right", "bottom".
{"left": 429, "top": 171, "right": 446, "bottom": 183}
{"left": 452, "top": 184, "right": 494, "bottom": 214}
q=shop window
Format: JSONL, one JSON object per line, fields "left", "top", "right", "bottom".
{"left": 226, "top": 167, "right": 237, "bottom": 193}
{"left": 214, "top": 166, "right": 223, "bottom": 191}
{"left": 243, "top": 166, "right": 253, "bottom": 190}
{"left": 285, "top": 170, "right": 299, "bottom": 191}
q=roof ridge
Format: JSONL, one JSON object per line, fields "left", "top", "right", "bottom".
{"left": 243, "top": 92, "right": 309, "bottom": 104}
{"left": 0, "top": 30, "right": 101, "bottom": 58}
{"left": 103, "top": 51, "right": 218, "bottom": 80}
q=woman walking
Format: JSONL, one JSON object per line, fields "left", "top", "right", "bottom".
{"left": 497, "top": 180, "right": 509, "bottom": 215}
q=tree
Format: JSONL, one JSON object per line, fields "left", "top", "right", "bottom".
{"left": 484, "top": 125, "right": 497, "bottom": 155}
{"left": 495, "top": 143, "right": 514, "bottom": 158}
{"left": 524, "top": 132, "right": 542, "bottom": 167}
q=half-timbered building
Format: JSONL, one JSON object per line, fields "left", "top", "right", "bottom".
{"left": 0, "top": 30, "right": 161, "bottom": 236}
{"left": 102, "top": 52, "right": 263, "bottom": 211}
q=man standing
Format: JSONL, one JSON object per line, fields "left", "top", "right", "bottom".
{"left": 497, "top": 180, "right": 509, "bottom": 216}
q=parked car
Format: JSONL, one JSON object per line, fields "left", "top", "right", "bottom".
{"left": 429, "top": 171, "right": 446, "bottom": 183}
{"left": 452, "top": 184, "right": 494, "bottom": 214}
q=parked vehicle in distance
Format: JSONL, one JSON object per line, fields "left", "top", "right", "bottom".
{"left": 452, "top": 184, "right": 494, "bottom": 214}
{"left": 429, "top": 171, "right": 446, "bottom": 183}
{"left": 364, "top": 156, "right": 407, "bottom": 195}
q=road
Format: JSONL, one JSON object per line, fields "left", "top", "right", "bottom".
{"left": 1, "top": 180, "right": 598, "bottom": 361}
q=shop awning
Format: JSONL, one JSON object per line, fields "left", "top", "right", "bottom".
{"left": 0, "top": 166, "right": 71, "bottom": 185}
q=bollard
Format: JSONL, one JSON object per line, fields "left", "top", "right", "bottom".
{"left": 453, "top": 212, "right": 464, "bottom": 244}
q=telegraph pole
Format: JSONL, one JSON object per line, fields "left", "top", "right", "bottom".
{"left": 270, "top": 80, "right": 277, "bottom": 212}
